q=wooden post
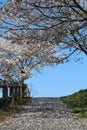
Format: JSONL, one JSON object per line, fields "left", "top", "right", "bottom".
{"left": 2, "top": 81, "right": 8, "bottom": 98}
{"left": 18, "top": 81, "right": 23, "bottom": 99}
{"left": 23, "top": 85, "right": 30, "bottom": 98}
{"left": 10, "top": 86, "right": 14, "bottom": 96}
{"left": 15, "top": 86, "right": 20, "bottom": 100}
{"left": 10, "top": 86, "right": 15, "bottom": 104}
{"left": 2, "top": 81, "right": 8, "bottom": 107}
{"left": 3, "top": 86, "right": 8, "bottom": 98}
{"left": 22, "top": 86, "right": 25, "bottom": 98}
{"left": 19, "top": 86, "right": 22, "bottom": 99}
{"left": 24, "top": 86, "right": 27, "bottom": 97}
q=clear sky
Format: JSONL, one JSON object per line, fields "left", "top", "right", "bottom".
{"left": 25, "top": 53, "right": 87, "bottom": 97}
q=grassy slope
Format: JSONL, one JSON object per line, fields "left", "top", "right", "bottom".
{"left": 60, "top": 89, "right": 87, "bottom": 118}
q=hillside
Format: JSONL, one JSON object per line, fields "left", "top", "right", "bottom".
{"left": 61, "top": 89, "right": 87, "bottom": 118}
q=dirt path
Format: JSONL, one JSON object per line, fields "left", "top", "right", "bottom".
{"left": 0, "top": 98, "right": 87, "bottom": 130}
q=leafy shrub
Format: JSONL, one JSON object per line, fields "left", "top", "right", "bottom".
{"left": 61, "top": 89, "right": 87, "bottom": 118}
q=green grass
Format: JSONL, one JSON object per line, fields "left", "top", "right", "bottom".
{"left": 60, "top": 89, "right": 87, "bottom": 118}
{"left": 0, "top": 105, "right": 16, "bottom": 122}
{"left": 0, "top": 97, "right": 32, "bottom": 122}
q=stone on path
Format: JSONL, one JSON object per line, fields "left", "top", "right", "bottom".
{"left": 0, "top": 98, "right": 87, "bottom": 130}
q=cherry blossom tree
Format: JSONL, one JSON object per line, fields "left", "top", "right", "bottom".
{"left": 0, "top": 0, "right": 66, "bottom": 81}
{"left": 0, "top": 0, "right": 87, "bottom": 80}
{"left": 1, "top": 0, "right": 86, "bottom": 60}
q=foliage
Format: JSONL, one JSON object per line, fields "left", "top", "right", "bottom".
{"left": 61, "top": 89, "right": 87, "bottom": 118}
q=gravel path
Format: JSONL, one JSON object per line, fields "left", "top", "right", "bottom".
{"left": 0, "top": 98, "right": 87, "bottom": 130}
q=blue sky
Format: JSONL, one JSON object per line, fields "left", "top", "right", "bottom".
{"left": 25, "top": 53, "right": 87, "bottom": 97}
